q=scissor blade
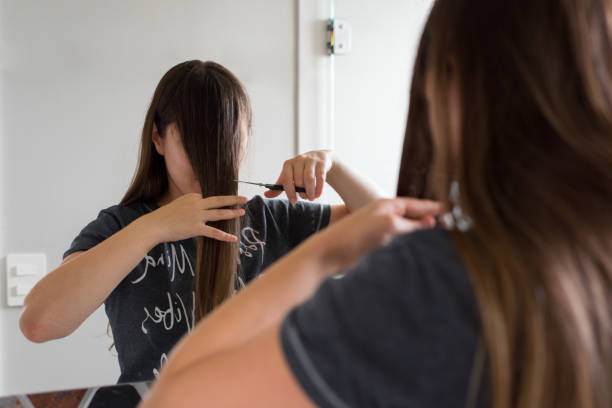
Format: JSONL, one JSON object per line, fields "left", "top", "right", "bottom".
{"left": 235, "top": 180, "right": 267, "bottom": 188}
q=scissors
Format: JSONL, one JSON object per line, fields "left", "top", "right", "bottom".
{"left": 235, "top": 180, "right": 306, "bottom": 193}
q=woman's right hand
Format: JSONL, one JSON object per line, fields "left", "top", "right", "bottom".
{"left": 144, "top": 193, "right": 248, "bottom": 243}
{"left": 310, "top": 197, "right": 443, "bottom": 273}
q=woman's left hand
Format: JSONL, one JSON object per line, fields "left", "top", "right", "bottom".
{"left": 265, "top": 150, "right": 334, "bottom": 204}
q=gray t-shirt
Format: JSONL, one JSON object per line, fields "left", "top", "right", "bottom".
{"left": 280, "top": 228, "right": 489, "bottom": 407}
{"left": 64, "top": 195, "right": 330, "bottom": 383}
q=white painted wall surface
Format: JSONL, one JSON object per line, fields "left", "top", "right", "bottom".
{"left": 331, "top": 0, "right": 433, "bottom": 197}
{"left": 296, "top": 0, "right": 433, "bottom": 205}
{"left": 0, "top": 0, "right": 296, "bottom": 395}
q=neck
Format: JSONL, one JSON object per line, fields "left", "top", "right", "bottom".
{"left": 156, "top": 178, "right": 184, "bottom": 207}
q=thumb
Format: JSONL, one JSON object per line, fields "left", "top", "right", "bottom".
{"left": 391, "top": 214, "right": 436, "bottom": 235}
{"left": 394, "top": 198, "right": 443, "bottom": 219}
{"left": 264, "top": 190, "right": 282, "bottom": 198}
{"left": 265, "top": 173, "right": 287, "bottom": 199}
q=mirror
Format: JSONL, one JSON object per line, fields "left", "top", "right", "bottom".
{"left": 0, "top": 0, "right": 432, "bottom": 399}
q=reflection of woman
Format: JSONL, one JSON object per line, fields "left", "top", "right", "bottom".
{"left": 19, "top": 60, "right": 439, "bottom": 383}
{"left": 143, "top": 1, "right": 612, "bottom": 407}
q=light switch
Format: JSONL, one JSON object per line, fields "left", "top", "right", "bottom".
{"left": 6, "top": 253, "right": 47, "bottom": 307}
{"left": 15, "top": 283, "right": 34, "bottom": 296}
{"left": 13, "top": 264, "right": 39, "bottom": 276}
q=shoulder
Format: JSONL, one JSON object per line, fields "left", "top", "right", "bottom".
{"left": 245, "top": 195, "right": 271, "bottom": 212}
{"left": 243, "top": 196, "right": 277, "bottom": 227}
{"left": 343, "top": 228, "right": 475, "bottom": 316}
{"left": 243, "top": 196, "right": 297, "bottom": 226}
{"left": 245, "top": 195, "right": 286, "bottom": 213}
{"left": 72, "top": 202, "right": 155, "bottom": 239}
{"left": 244, "top": 196, "right": 330, "bottom": 238}
{"left": 364, "top": 228, "right": 463, "bottom": 277}
{"left": 385, "top": 227, "right": 457, "bottom": 258}
{"left": 281, "top": 228, "right": 480, "bottom": 407}
{"left": 63, "top": 202, "right": 157, "bottom": 259}
{"left": 246, "top": 195, "right": 328, "bottom": 214}
{"left": 97, "top": 202, "right": 157, "bottom": 228}
{"left": 386, "top": 228, "right": 464, "bottom": 276}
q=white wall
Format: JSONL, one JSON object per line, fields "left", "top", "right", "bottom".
{"left": 332, "top": 0, "right": 433, "bottom": 197}
{"left": 297, "top": 0, "right": 433, "bottom": 205}
{"left": 0, "top": 0, "right": 297, "bottom": 395}
{"left": 297, "top": 0, "right": 333, "bottom": 153}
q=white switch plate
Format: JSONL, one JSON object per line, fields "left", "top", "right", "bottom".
{"left": 333, "top": 19, "right": 352, "bottom": 55}
{"left": 6, "top": 253, "right": 47, "bottom": 307}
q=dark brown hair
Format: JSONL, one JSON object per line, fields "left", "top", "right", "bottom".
{"left": 400, "top": 1, "right": 612, "bottom": 407}
{"left": 122, "top": 60, "right": 252, "bottom": 319}
{"left": 396, "top": 24, "right": 432, "bottom": 199}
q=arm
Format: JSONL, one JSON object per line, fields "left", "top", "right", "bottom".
{"left": 155, "top": 198, "right": 441, "bottom": 381}
{"left": 326, "top": 153, "right": 386, "bottom": 212}
{"left": 20, "top": 194, "right": 246, "bottom": 343}
{"left": 20, "top": 218, "right": 159, "bottom": 342}
{"left": 141, "top": 324, "right": 313, "bottom": 408}
{"left": 265, "top": 150, "right": 386, "bottom": 223}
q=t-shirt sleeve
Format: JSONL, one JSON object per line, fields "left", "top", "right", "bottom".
{"left": 261, "top": 197, "right": 331, "bottom": 248}
{"left": 279, "top": 231, "right": 480, "bottom": 408}
{"left": 63, "top": 209, "right": 123, "bottom": 259}
{"left": 287, "top": 200, "right": 331, "bottom": 247}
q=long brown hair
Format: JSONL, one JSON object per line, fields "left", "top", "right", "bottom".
{"left": 400, "top": 1, "right": 612, "bottom": 407}
{"left": 122, "top": 60, "right": 252, "bottom": 320}
{"left": 397, "top": 23, "right": 432, "bottom": 199}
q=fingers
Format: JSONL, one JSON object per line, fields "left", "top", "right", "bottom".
{"left": 420, "top": 215, "right": 437, "bottom": 228}
{"left": 280, "top": 161, "right": 298, "bottom": 204}
{"left": 363, "top": 199, "right": 441, "bottom": 242}
{"left": 264, "top": 189, "right": 282, "bottom": 198}
{"left": 303, "top": 160, "right": 317, "bottom": 200}
{"left": 391, "top": 214, "right": 437, "bottom": 235}
{"left": 203, "top": 208, "right": 245, "bottom": 222}
{"left": 269, "top": 153, "right": 331, "bottom": 202}
{"left": 314, "top": 161, "right": 326, "bottom": 198}
{"left": 202, "top": 195, "right": 248, "bottom": 210}
{"left": 292, "top": 160, "right": 306, "bottom": 201}
{"left": 387, "top": 197, "right": 444, "bottom": 219}
{"left": 201, "top": 225, "right": 239, "bottom": 242}
{"left": 265, "top": 168, "right": 288, "bottom": 199}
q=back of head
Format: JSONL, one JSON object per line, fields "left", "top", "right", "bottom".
{"left": 401, "top": 1, "right": 612, "bottom": 407}
{"left": 123, "top": 60, "right": 252, "bottom": 319}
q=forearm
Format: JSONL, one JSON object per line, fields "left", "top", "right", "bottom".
{"left": 327, "top": 155, "right": 386, "bottom": 212}
{"left": 21, "top": 215, "right": 159, "bottom": 342}
{"left": 163, "top": 234, "right": 342, "bottom": 378}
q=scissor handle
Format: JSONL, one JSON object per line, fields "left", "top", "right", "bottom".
{"left": 268, "top": 184, "right": 307, "bottom": 193}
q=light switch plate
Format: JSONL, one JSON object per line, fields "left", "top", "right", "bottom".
{"left": 6, "top": 253, "right": 47, "bottom": 307}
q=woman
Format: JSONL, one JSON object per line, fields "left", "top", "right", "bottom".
{"left": 143, "top": 0, "right": 612, "bottom": 407}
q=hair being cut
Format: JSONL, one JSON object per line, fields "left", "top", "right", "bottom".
{"left": 122, "top": 60, "right": 252, "bottom": 320}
